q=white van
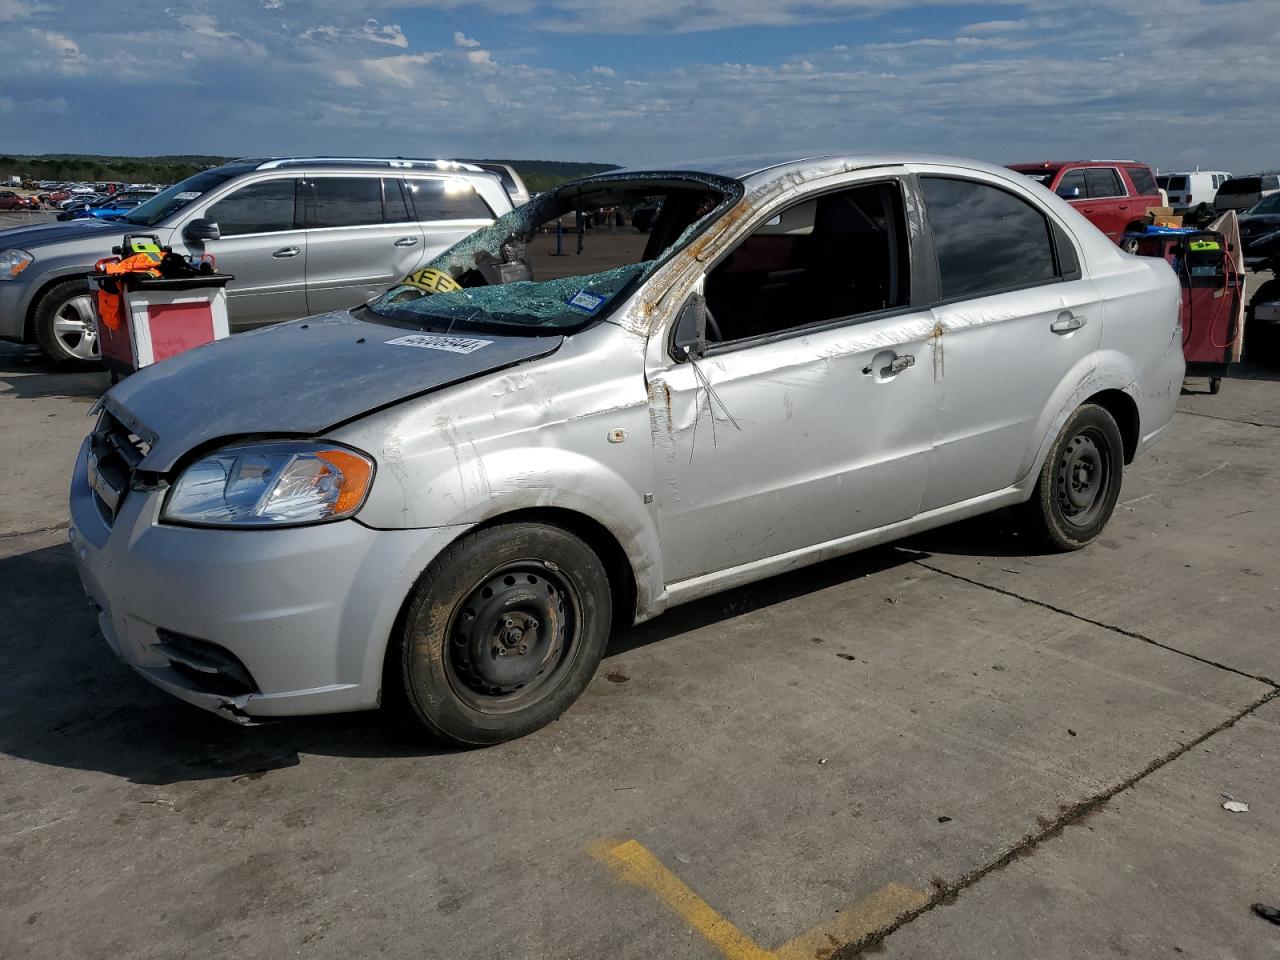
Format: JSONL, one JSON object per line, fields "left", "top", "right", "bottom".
{"left": 1156, "top": 170, "right": 1232, "bottom": 212}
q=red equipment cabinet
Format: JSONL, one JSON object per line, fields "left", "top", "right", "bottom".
{"left": 89, "top": 272, "right": 233, "bottom": 378}
{"left": 1128, "top": 215, "right": 1244, "bottom": 395}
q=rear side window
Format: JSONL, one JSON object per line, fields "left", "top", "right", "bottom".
{"left": 405, "top": 178, "right": 494, "bottom": 221}
{"left": 383, "top": 178, "right": 412, "bottom": 223}
{"left": 1085, "top": 168, "right": 1125, "bottom": 198}
{"left": 308, "top": 177, "right": 383, "bottom": 228}
{"left": 1219, "top": 178, "right": 1260, "bottom": 194}
{"left": 206, "top": 179, "right": 299, "bottom": 236}
{"left": 1127, "top": 167, "right": 1158, "bottom": 195}
{"left": 921, "top": 177, "right": 1056, "bottom": 299}
{"left": 1266, "top": 176, "right": 1280, "bottom": 191}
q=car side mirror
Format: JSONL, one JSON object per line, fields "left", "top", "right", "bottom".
{"left": 185, "top": 218, "right": 220, "bottom": 242}
{"left": 672, "top": 293, "right": 707, "bottom": 362}
{"left": 1057, "top": 186, "right": 1082, "bottom": 199}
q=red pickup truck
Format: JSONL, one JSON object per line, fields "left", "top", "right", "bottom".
{"left": 1008, "top": 161, "right": 1163, "bottom": 246}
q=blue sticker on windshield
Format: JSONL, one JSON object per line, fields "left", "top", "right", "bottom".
{"left": 566, "top": 290, "right": 607, "bottom": 314}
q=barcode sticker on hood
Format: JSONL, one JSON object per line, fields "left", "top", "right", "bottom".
{"left": 385, "top": 334, "right": 494, "bottom": 354}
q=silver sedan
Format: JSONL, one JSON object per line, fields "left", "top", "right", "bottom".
{"left": 69, "top": 153, "right": 1185, "bottom": 744}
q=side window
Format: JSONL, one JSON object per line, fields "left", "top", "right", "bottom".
{"left": 1126, "top": 166, "right": 1158, "bottom": 196}
{"left": 383, "top": 178, "right": 412, "bottom": 223}
{"left": 1267, "top": 176, "right": 1280, "bottom": 191}
{"left": 702, "top": 181, "right": 909, "bottom": 345}
{"left": 920, "top": 176, "right": 1056, "bottom": 299}
{"left": 404, "top": 178, "right": 494, "bottom": 221}
{"left": 308, "top": 177, "right": 383, "bottom": 228}
{"left": 1056, "top": 168, "right": 1087, "bottom": 199}
{"left": 206, "top": 179, "right": 298, "bottom": 237}
{"left": 1085, "top": 168, "right": 1125, "bottom": 198}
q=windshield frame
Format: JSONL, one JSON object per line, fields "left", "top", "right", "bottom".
{"left": 122, "top": 167, "right": 246, "bottom": 227}
{"left": 367, "top": 170, "right": 745, "bottom": 336}
{"left": 1247, "top": 194, "right": 1280, "bottom": 216}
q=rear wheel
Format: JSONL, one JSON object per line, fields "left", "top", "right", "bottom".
{"left": 33, "top": 278, "right": 100, "bottom": 365}
{"left": 1020, "top": 403, "right": 1125, "bottom": 550}
{"left": 386, "top": 522, "right": 613, "bottom": 746}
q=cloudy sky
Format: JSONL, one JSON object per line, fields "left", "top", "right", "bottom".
{"left": 0, "top": 0, "right": 1274, "bottom": 172}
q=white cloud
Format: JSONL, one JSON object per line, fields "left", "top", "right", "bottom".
{"left": 0, "top": 0, "right": 48, "bottom": 21}
{"left": 958, "top": 19, "right": 1029, "bottom": 35}
{"left": 466, "top": 48, "right": 496, "bottom": 66}
{"left": 589, "top": 65, "right": 616, "bottom": 77}
{"left": 453, "top": 31, "right": 481, "bottom": 48}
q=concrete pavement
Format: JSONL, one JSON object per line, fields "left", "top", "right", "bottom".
{"left": 0, "top": 340, "right": 1277, "bottom": 959}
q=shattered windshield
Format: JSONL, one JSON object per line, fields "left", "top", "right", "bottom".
{"left": 368, "top": 174, "right": 741, "bottom": 333}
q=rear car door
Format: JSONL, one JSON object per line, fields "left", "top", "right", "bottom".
{"left": 914, "top": 172, "right": 1103, "bottom": 510}
{"left": 1080, "top": 167, "right": 1133, "bottom": 241}
{"left": 199, "top": 177, "right": 308, "bottom": 330}
{"left": 403, "top": 176, "right": 499, "bottom": 262}
{"left": 647, "top": 176, "right": 938, "bottom": 584}
{"left": 302, "top": 175, "right": 426, "bottom": 315}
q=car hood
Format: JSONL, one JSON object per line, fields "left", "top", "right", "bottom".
{"left": 0, "top": 216, "right": 123, "bottom": 249}
{"left": 103, "top": 310, "right": 564, "bottom": 472}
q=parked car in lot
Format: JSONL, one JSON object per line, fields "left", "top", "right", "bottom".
{"left": 69, "top": 153, "right": 1184, "bottom": 744}
{"left": 1009, "top": 160, "right": 1163, "bottom": 245}
{"left": 468, "top": 161, "right": 531, "bottom": 207}
{"left": 0, "top": 190, "right": 39, "bottom": 211}
{"left": 0, "top": 157, "right": 511, "bottom": 363}
{"left": 57, "top": 193, "right": 153, "bottom": 221}
{"left": 1214, "top": 175, "right": 1280, "bottom": 213}
{"left": 1239, "top": 193, "right": 1280, "bottom": 268}
{"left": 1157, "top": 170, "right": 1233, "bottom": 214}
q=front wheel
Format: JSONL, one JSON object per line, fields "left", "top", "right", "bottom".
{"left": 1020, "top": 403, "right": 1125, "bottom": 550}
{"left": 33, "top": 278, "right": 100, "bottom": 365}
{"left": 386, "top": 522, "right": 613, "bottom": 746}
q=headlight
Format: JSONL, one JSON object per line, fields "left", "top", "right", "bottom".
{"left": 0, "top": 248, "right": 33, "bottom": 280}
{"left": 163, "top": 441, "right": 374, "bottom": 527}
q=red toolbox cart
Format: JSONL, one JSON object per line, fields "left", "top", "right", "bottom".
{"left": 1125, "top": 212, "right": 1244, "bottom": 394}
{"left": 89, "top": 268, "right": 233, "bottom": 378}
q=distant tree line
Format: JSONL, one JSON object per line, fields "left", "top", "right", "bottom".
{"left": 0, "top": 154, "right": 620, "bottom": 190}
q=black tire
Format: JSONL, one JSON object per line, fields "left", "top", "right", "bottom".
{"left": 386, "top": 522, "right": 613, "bottom": 746}
{"left": 1020, "top": 403, "right": 1125, "bottom": 551}
{"left": 33, "top": 277, "right": 100, "bottom": 365}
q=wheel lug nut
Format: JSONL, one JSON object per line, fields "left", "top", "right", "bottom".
{"left": 518, "top": 644, "right": 528, "bottom": 654}
{"left": 504, "top": 618, "right": 514, "bottom": 628}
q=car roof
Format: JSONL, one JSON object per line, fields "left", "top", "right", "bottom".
{"left": 1009, "top": 160, "right": 1147, "bottom": 171}
{"left": 611, "top": 152, "right": 1046, "bottom": 189}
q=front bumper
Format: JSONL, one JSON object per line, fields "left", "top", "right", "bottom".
{"left": 0, "top": 275, "right": 33, "bottom": 341}
{"left": 69, "top": 439, "right": 466, "bottom": 721}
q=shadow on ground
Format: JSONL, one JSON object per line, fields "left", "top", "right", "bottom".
{"left": 0, "top": 530, "right": 973, "bottom": 786}
{"left": 0, "top": 344, "right": 109, "bottom": 402}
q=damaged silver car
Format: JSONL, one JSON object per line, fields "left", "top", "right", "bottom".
{"left": 69, "top": 154, "right": 1185, "bottom": 744}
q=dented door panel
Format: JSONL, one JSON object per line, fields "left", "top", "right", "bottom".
{"left": 648, "top": 311, "right": 937, "bottom": 585}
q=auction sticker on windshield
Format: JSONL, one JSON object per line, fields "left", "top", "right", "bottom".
{"left": 566, "top": 290, "right": 607, "bottom": 314}
{"left": 385, "top": 334, "right": 493, "bottom": 354}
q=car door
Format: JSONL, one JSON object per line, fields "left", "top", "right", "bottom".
{"left": 195, "top": 176, "right": 308, "bottom": 330}
{"left": 1083, "top": 167, "right": 1134, "bottom": 241}
{"left": 645, "top": 177, "right": 937, "bottom": 585}
{"left": 301, "top": 175, "right": 427, "bottom": 315}
{"left": 403, "top": 176, "right": 500, "bottom": 263}
{"left": 913, "top": 172, "right": 1103, "bottom": 511}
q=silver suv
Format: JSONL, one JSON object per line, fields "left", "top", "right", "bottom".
{"left": 0, "top": 157, "right": 511, "bottom": 363}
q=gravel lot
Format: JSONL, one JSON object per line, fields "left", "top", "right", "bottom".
{"left": 0, "top": 287, "right": 1277, "bottom": 958}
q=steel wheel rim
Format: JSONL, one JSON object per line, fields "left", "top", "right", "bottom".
{"left": 52, "top": 294, "right": 100, "bottom": 360}
{"left": 1056, "top": 427, "right": 1110, "bottom": 527}
{"left": 443, "top": 559, "right": 582, "bottom": 714}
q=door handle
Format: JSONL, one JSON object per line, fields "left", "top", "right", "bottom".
{"left": 1050, "top": 312, "right": 1087, "bottom": 334}
{"left": 394, "top": 236, "right": 419, "bottom": 247}
{"left": 272, "top": 247, "right": 300, "bottom": 258}
{"left": 864, "top": 353, "right": 915, "bottom": 376}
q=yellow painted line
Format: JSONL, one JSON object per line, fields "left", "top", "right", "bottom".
{"left": 590, "top": 839, "right": 775, "bottom": 960}
{"left": 774, "top": 882, "right": 931, "bottom": 960}
{"left": 590, "top": 839, "right": 930, "bottom": 960}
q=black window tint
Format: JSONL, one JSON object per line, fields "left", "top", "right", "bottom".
{"left": 206, "top": 179, "right": 297, "bottom": 236}
{"left": 309, "top": 177, "right": 383, "bottom": 228}
{"left": 404, "top": 179, "right": 493, "bottom": 221}
{"left": 1219, "top": 177, "right": 1258, "bottom": 194}
{"left": 1085, "top": 168, "right": 1125, "bottom": 198}
{"left": 1127, "top": 166, "right": 1158, "bottom": 196}
{"left": 1056, "top": 169, "right": 1087, "bottom": 198}
{"left": 921, "top": 177, "right": 1056, "bottom": 299}
{"left": 1166, "top": 176, "right": 1189, "bottom": 191}
{"left": 1051, "top": 222, "right": 1080, "bottom": 279}
{"left": 383, "top": 178, "right": 411, "bottom": 223}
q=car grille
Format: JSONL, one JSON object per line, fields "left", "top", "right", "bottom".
{"left": 86, "top": 408, "right": 150, "bottom": 524}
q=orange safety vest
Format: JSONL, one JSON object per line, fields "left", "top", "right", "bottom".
{"left": 94, "top": 253, "right": 161, "bottom": 332}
